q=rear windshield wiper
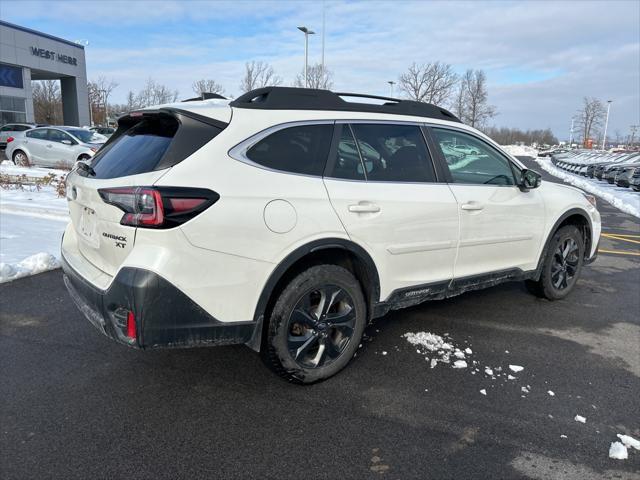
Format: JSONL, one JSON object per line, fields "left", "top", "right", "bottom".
{"left": 77, "top": 161, "right": 96, "bottom": 177}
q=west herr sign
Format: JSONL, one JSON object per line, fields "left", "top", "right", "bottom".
{"left": 30, "top": 47, "right": 78, "bottom": 66}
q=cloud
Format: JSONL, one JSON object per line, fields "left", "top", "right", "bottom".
{"left": 3, "top": 0, "right": 638, "bottom": 137}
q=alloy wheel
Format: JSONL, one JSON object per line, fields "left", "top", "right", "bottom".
{"left": 551, "top": 238, "right": 580, "bottom": 290}
{"left": 287, "top": 285, "right": 357, "bottom": 369}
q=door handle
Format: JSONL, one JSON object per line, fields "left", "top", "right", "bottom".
{"left": 348, "top": 203, "right": 381, "bottom": 213}
{"left": 461, "top": 202, "right": 484, "bottom": 211}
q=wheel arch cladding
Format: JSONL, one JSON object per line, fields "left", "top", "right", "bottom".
{"left": 249, "top": 239, "right": 380, "bottom": 352}
{"left": 535, "top": 208, "right": 592, "bottom": 280}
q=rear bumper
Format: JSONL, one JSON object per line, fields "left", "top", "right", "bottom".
{"left": 61, "top": 253, "right": 257, "bottom": 349}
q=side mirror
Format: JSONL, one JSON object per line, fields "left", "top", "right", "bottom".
{"left": 520, "top": 169, "right": 542, "bottom": 191}
{"left": 61, "top": 139, "right": 73, "bottom": 145}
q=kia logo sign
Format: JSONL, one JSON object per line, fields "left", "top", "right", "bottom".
{"left": 30, "top": 47, "right": 78, "bottom": 66}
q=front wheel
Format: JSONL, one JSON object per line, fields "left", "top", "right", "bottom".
{"left": 263, "top": 265, "right": 367, "bottom": 384}
{"left": 526, "top": 225, "right": 584, "bottom": 300}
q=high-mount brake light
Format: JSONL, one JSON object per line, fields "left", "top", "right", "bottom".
{"left": 6, "top": 136, "right": 14, "bottom": 143}
{"left": 98, "top": 187, "right": 218, "bottom": 228}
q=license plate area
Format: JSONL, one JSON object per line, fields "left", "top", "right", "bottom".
{"left": 78, "top": 206, "right": 98, "bottom": 246}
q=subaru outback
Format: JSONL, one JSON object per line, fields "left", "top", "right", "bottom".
{"left": 62, "top": 87, "right": 601, "bottom": 383}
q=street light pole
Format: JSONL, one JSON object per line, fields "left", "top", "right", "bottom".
{"left": 569, "top": 118, "right": 574, "bottom": 147}
{"left": 602, "top": 100, "right": 612, "bottom": 150}
{"left": 387, "top": 81, "right": 395, "bottom": 97}
{"left": 297, "top": 26, "right": 315, "bottom": 88}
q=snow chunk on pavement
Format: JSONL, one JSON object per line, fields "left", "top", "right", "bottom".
{"left": 464, "top": 348, "right": 472, "bottom": 355}
{"left": 574, "top": 415, "right": 586, "bottom": 423}
{"left": 0, "top": 252, "right": 60, "bottom": 283}
{"left": 548, "top": 390, "right": 555, "bottom": 396}
{"left": 617, "top": 434, "right": 640, "bottom": 451}
{"left": 453, "top": 360, "right": 467, "bottom": 369}
{"left": 403, "top": 332, "right": 453, "bottom": 351}
{"left": 507, "top": 375, "right": 516, "bottom": 380}
{"left": 609, "top": 442, "right": 628, "bottom": 460}
{"left": 484, "top": 367, "right": 494, "bottom": 376}
{"left": 480, "top": 389, "right": 487, "bottom": 395}
{"left": 453, "top": 349, "right": 465, "bottom": 359}
{"left": 509, "top": 365, "right": 524, "bottom": 373}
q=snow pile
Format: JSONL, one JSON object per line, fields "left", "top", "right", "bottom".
{"left": 402, "top": 332, "right": 470, "bottom": 369}
{"left": 509, "top": 365, "right": 524, "bottom": 373}
{"left": 0, "top": 163, "right": 69, "bottom": 282}
{"left": 535, "top": 158, "right": 640, "bottom": 218}
{"left": 0, "top": 252, "right": 60, "bottom": 283}
{"left": 574, "top": 415, "right": 586, "bottom": 423}
{"left": 501, "top": 145, "right": 538, "bottom": 157}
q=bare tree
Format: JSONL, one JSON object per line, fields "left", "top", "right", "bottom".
{"left": 192, "top": 79, "right": 225, "bottom": 97}
{"left": 87, "top": 76, "right": 118, "bottom": 125}
{"left": 461, "top": 69, "right": 496, "bottom": 128}
{"left": 398, "top": 62, "right": 458, "bottom": 105}
{"left": 452, "top": 74, "right": 468, "bottom": 121}
{"left": 293, "top": 63, "right": 333, "bottom": 89}
{"left": 32, "top": 80, "right": 63, "bottom": 124}
{"left": 136, "top": 78, "right": 179, "bottom": 107}
{"left": 239, "top": 61, "right": 282, "bottom": 93}
{"left": 574, "top": 97, "right": 606, "bottom": 146}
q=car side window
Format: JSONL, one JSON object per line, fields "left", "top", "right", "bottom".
{"left": 48, "top": 129, "right": 73, "bottom": 143}
{"left": 348, "top": 124, "right": 436, "bottom": 182}
{"left": 431, "top": 128, "right": 516, "bottom": 186}
{"left": 16, "top": 125, "right": 31, "bottom": 131}
{"left": 245, "top": 124, "right": 333, "bottom": 176}
{"left": 26, "top": 129, "right": 48, "bottom": 140}
{"left": 328, "top": 125, "right": 367, "bottom": 180}
{"left": 1, "top": 125, "right": 12, "bottom": 132}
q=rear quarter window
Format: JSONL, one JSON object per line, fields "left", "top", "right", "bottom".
{"left": 245, "top": 124, "right": 333, "bottom": 176}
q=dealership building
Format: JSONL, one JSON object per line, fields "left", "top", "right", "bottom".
{"left": 0, "top": 20, "right": 90, "bottom": 126}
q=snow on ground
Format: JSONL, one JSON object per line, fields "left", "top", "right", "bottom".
{"left": 609, "top": 442, "right": 628, "bottom": 460}
{"left": 618, "top": 434, "right": 640, "bottom": 451}
{"left": 501, "top": 145, "right": 539, "bottom": 157}
{"left": 535, "top": 157, "right": 640, "bottom": 218}
{"left": 574, "top": 415, "right": 586, "bottom": 423}
{"left": 1, "top": 160, "right": 69, "bottom": 179}
{"left": 0, "top": 163, "right": 69, "bottom": 283}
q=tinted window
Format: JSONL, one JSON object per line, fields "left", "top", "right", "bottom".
{"left": 15, "top": 125, "right": 32, "bottom": 131}
{"left": 48, "top": 129, "right": 73, "bottom": 143}
{"left": 432, "top": 128, "right": 516, "bottom": 186}
{"left": 91, "top": 116, "right": 179, "bottom": 179}
{"left": 330, "top": 125, "right": 366, "bottom": 180}
{"left": 246, "top": 124, "right": 332, "bottom": 176}
{"left": 0, "top": 125, "right": 13, "bottom": 132}
{"left": 26, "top": 128, "right": 48, "bottom": 140}
{"left": 348, "top": 124, "right": 435, "bottom": 182}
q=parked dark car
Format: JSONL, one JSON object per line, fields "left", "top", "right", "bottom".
{"left": 615, "top": 165, "right": 640, "bottom": 188}
{"left": 630, "top": 172, "right": 640, "bottom": 191}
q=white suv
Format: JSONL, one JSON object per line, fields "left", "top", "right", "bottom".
{"left": 62, "top": 87, "right": 601, "bottom": 383}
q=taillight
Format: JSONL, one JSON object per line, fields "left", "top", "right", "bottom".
{"left": 126, "top": 311, "right": 137, "bottom": 340}
{"left": 98, "top": 187, "right": 218, "bottom": 228}
{"left": 6, "top": 136, "right": 14, "bottom": 143}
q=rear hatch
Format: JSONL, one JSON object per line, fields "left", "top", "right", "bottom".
{"left": 66, "top": 108, "right": 227, "bottom": 276}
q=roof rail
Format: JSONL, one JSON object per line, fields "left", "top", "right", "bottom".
{"left": 229, "top": 87, "right": 460, "bottom": 122}
{"left": 182, "top": 92, "right": 227, "bottom": 102}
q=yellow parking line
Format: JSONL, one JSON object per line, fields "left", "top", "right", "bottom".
{"left": 601, "top": 233, "right": 640, "bottom": 239}
{"left": 601, "top": 234, "right": 640, "bottom": 245}
{"left": 598, "top": 248, "right": 640, "bottom": 257}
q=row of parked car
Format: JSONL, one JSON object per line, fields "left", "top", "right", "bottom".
{"left": 0, "top": 122, "right": 115, "bottom": 168}
{"left": 552, "top": 150, "right": 640, "bottom": 191}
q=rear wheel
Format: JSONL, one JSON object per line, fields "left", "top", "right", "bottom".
{"left": 263, "top": 265, "right": 366, "bottom": 384}
{"left": 526, "top": 225, "right": 584, "bottom": 300}
{"left": 12, "top": 150, "right": 29, "bottom": 166}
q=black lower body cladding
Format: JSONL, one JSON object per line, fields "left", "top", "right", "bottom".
{"left": 61, "top": 255, "right": 256, "bottom": 349}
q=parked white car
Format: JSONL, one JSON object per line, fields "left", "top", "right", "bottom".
{"left": 62, "top": 87, "right": 601, "bottom": 383}
{"left": 0, "top": 122, "right": 47, "bottom": 148}
{"left": 5, "top": 126, "right": 107, "bottom": 167}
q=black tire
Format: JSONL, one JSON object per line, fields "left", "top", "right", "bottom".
{"left": 526, "top": 225, "right": 584, "bottom": 300}
{"left": 12, "top": 149, "right": 29, "bottom": 166}
{"left": 263, "top": 264, "right": 366, "bottom": 384}
{"left": 77, "top": 154, "right": 90, "bottom": 162}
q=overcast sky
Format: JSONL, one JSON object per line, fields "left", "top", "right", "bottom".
{"left": 3, "top": 0, "right": 639, "bottom": 140}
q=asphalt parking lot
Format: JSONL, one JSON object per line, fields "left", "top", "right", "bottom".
{"left": 1, "top": 157, "right": 639, "bottom": 479}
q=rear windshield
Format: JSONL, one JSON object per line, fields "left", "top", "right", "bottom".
{"left": 91, "top": 116, "right": 179, "bottom": 179}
